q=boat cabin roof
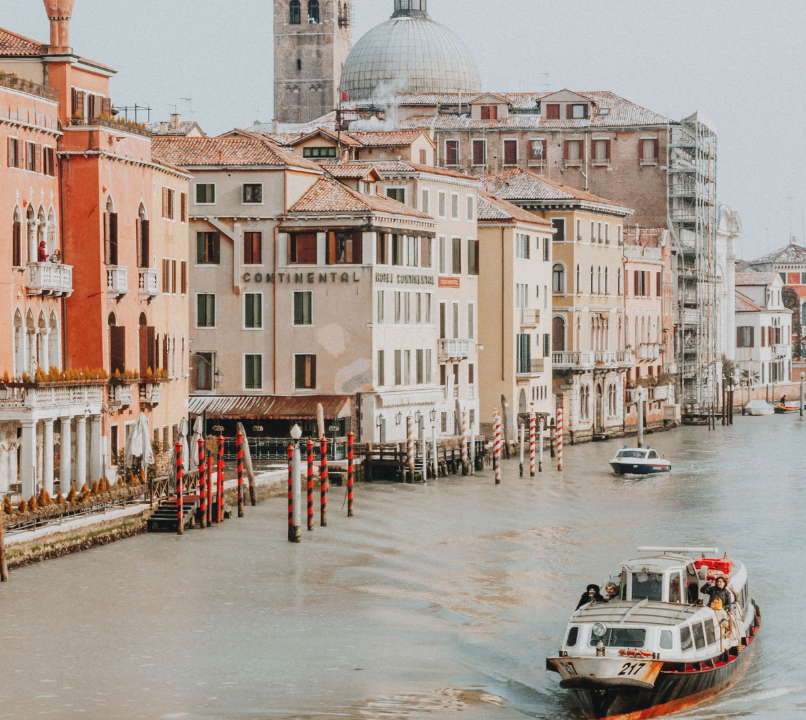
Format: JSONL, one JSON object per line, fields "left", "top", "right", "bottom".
{"left": 572, "top": 599, "right": 703, "bottom": 627}
{"left": 622, "top": 554, "right": 693, "bottom": 574}
{"left": 614, "top": 448, "right": 660, "bottom": 459}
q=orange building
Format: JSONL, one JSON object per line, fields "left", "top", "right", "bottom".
{"left": 0, "top": 1, "right": 190, "bottom": 499}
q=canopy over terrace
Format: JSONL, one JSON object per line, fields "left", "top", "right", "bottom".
{"left": 188, "top": 395, "right": 352, "bottom": 439}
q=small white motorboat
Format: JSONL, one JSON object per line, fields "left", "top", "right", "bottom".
{"left": 609, "top": 447, "right": 671, "bottom": 475}
{"left": 745, "top": 399, "right": 774, "bottom": 416}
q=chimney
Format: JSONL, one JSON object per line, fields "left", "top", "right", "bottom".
{"left": 43, "top": 0, "right": 75, "bottom": 53}
{"left": 170, "top": 113, "right": 181, "bottom": 129}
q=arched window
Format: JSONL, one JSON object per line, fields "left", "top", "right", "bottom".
{"left": 552, "top": 264, "right": 565, "bottom": 293}
{"left": 618, "top": 316, "right": 623, "bottom": 351}
{"left": 13, "top": 310, "right": 24, "bottom": 379}
{"left": 589, "top": 317, "right": 595, "bottom": 350}
{"left": 104, "top": 196, "right": 118, "bottom": 266}
{"left": 47, "top": 208, "right": 56, "bottom": 257}
{"left": 12, "top": 207, "right": 22, "bottom": 267}
{"left": 49, "top": 312, "right": 60, "bottom": 371}
{"left": 308, "top": 0, "right": 320, "bottom": 23}
{"left": 26, "top": 204, "right": 36, "bottom": 265}
{"left": 37, "top": 207, "right": 46, "bottom": 259}
{"left": 290, "top": 0, "right": 301, "bottom": 24}
{"left": 575, "top": 316, "right": 581, "bottom": 350}
{"left": 597, "top": 266, "right": 602, "bottom": 295}
{"left": 137, "top": 204, "right": 149, "bottom": 269}
{"left": 552, "top": 316, "right": 566, "bottom": 352}
{"left": 580, "top": 385, "right": 590, "bottom": 421}
{"left": 604, "top": 267, "right": 609, "bottom": 295}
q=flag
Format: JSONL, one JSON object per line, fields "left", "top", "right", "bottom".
{"left": 341, "top": 91, "right": 348, "bottom": 102}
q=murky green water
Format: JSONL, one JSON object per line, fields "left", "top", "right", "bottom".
{"left": 1, "top": 415, "right": 804, "bottom": 719}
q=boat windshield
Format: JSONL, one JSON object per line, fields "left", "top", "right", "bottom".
{"left": 617, "top": 450, "right": 646, "bottom": 459}
{"left": 631, "top": 571, "right": 663, "bottom": 601}
{"left": 588, "top": 627, "right": 646, "bottom": 648}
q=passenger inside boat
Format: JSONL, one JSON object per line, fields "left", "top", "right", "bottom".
{"left": 604, "top": 582, "right": 619, "bottom": 602}
{"left": 701, "top": 575, "right": 732, "bottom": 610}
{"left": 616, "top": 450, "right": 646, "bottom": 458}
{"left": 576, "top": 584, "right": 605, "bottom": 609}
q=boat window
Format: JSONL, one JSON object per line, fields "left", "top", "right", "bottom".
{"left": 692, "top": 622, "right": 706, "bottom": 650}
{"left": 588, "top": 628, "right": 646, "bottom": 648}
{"left": 648, "top": 450, "right": 659, "bottom": 459}
{"left": 659, "top": 630, "right": 673, "bottom": 650}
{"left": 668, "top": 572, "right": 682, "bottom": 603}
{"left": 680, "top": 626, "right": 693, "bottom": 652}
{"left": 618, "top": 450, "right": 645, "bottom": 458}
{"left": 631, "top": 572, "right": 663, "bottom": 601}
{"left": 704, "top": 619, "right": 717, "bottom": 645}
{"left": 565, "top": 626, "right": 579, "bottom": 647}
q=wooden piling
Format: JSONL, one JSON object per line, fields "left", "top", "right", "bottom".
{"left": 347, "top": 431, "right": 354, "bottom": 517}
{"left": 175, "top": 441, "right": 184, "bottom": 536}
{"left": 236, "top": 430, "right": 245, "bottom": 518}
{"left": 493, "top": 410, "right": 501, "bottom": 485}
{"left": 0, "top": 510, "right": 8, "bottom": 582}
{"left": 320, "top": 437, "right": 328, "bottom": 527}
{"left": 236, "top": 422, "right": 257, "bottom": 506}
{"left": 206, "top": 454, "right": 213, "bottom": 527}
{"left": 549, "top": 419, "right": 556, "bottom": 458}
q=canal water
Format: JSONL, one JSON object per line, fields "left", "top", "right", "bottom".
{"left": 1, "top": 415, "right": 805, "bottom": 719}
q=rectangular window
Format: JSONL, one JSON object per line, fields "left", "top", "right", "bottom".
{"left": 552, "top": 218, "right": 566, "bottom": 242}
{"left": 451, "top": 237, "right": 462, "bottom": 275}
{"left": 302, "top": 146, "right": 337, "bottom": 158}
{"left": 377, "top": 290, "right": 385, "bottom": 324}
{"left": 8, "top": 137, "right": 19, "bottom": 168}
{"left": 406, "top": 235, "right": 418, "bottom": 266}
{"left": 439, "top": 302, "right": 447, "bottom": 338}
{"left": 565, "top": 139, "right": 582, "bottom": 162}
{"left": 736, "top": 326, "right": 754, "bottom": 348}
{"left": 395, "top": 350, "right": 402, "bottom": 386}
{"left": 376, "top": 233, "right": 388, "bottom": 264}
{"left": 516, "top": 233, "right": 530, "bottom": 259}
{"left": 530, "top": 139, "right": 547, "bottom": 161}
{"left": 195, "top": 183, "right": 216, "bottom": 204}
{"left": 162, "top": 187, "right": 175, "bottom": 219}
{"left": 242, "top": 183, "right": 263, "bottom": 204}
{"left": 451, "top": 193, "right": 459, "bottom": 220}
{"left": 378, "top": 350, "right": 385, "bottom": 386}
{"left": 543, "top": 239, "right": 549, "bottom": 262}
{"left": 419, "top": 148, "right": 427, "bottom": 164}
{"left": 593, "top": 139, "right": 610, "bottom": 161}
{"left": 468, "top": 302, "right": 475, "bottom": 339}
{"left": 516, "top": 334, "right": 531, "bottom": 373}
{"left": 416, "top": 293, "right": 422, "bottom": 324}
{"left": 421, "top": 236, "right": 432, "bottom": 268}
{"left": 657, "top": 272, "right": 662, "bottom": 297}
{"left": 294, "top": 355, "right": 316, "bottom": 389}
{"left": 244, "top": 354, "right": 263, "bottom": 390}
{"left": 421, "top": 189, "right": 430, "bottom": 215}
{"left": 545, "top": 103, "right": 560, "bottom": 120}
{"left": 445, "top": 140, "right": 459, "bottom": 166}
{"left": 425, "top": 294, "right": 432, "bottom": 323}
{"left": 438, "top": 236, "right": 447, "bottom": 274}
{"left": 480, "top": 105, "right": 498, "bottom": 120}
{"left": 425, "top": 349, "right": 432, "bottom": 383}
{"left": 404, "top": 292, "right": 411, "bottom": 324}
{"left": 472, "top": 139, "right": 486, "bottom": 166}
{"left": 195, "top": 352, "right": 214, "bottom": 391}
{"left": 197, "top": 293, "right": 216, "bottom": 327}
{"left": 294, "top": 291, "right": 313, "bottom": 325}
{"left": 468, "top": 363, "right": 475, "bottom": 387}
{"left": 598, "top": 223, "right": 603, "bottom": 243}
{"left": 196, "top": 232, "right": 220, "bottom": 264}
{"left": 438, "top": 191, "right": 447, "bottom": 218}
{"left": 327, "top": 230, "right": 363, "bottom": 264}
{"left": 288, "top": 232, "right": 317, "bottom": 264}
{"left": 504, "top": 139, "right": 518, "bottom": 165}
{"left": 244, "top": 293, "right": 263, "bottom": 328}
{"left": 416, "top": 348, "right": 424, "bottom": 385}
{"left": 394, "top": 291, "right": 402, "bottom": 323}
{"left": 467, "top": 195, "right": 474, "bottom": 221}
{"left": 403, "top": 352, "right": 411, "bottom": 385}
{"left": 386, "top": 187, "right": 405, "bottom": 203}
{"left": 570, "top": 104, "right": 589, "bottom": 119}
{"left": 467, "top": 239, "right": 479, "bottom": 275}
{"left": 391, "top": 234, "right": 403, "bottom": 266}
{"left": 104, "top": 211, "right": 119, "bottom": 265}
{"left": 244, "top": 232, "right": 263, "bottom": 265}
{"left": 180, "top": 192, "right": 187, "bottom": 222}
{"left": 452, "top": 302, "right": 460, "bottom": 339}
{"left": 641, "top": 138, "right": 659, "bottom": 161}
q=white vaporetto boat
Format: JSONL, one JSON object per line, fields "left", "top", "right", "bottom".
{"left": 609, "top": 448, "right": 671, "bottom": 475}
{"left": 547, "top": 547, "right": 760, "bottom": 720}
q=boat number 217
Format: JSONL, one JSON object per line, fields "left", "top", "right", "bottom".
{"left": 618, "top": 662, "right": 647, "bottom": 676}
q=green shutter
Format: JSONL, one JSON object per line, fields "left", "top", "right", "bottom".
{"left": 208, "top": 295, "right": 215, "bottom": 327}
{"left": 246, "top": 295, "right": 254, "bottom": 328}
{"left": 196, "top": 233, "right": 205, "bottom": 264}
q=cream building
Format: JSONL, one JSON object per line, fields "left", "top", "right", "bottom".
{"left": 476, "top": 190, "right": 555, "bottom": 433}
{"left": 481, "top": 169, "right": 633, "bottom": 442}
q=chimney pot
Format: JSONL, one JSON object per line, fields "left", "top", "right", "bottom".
{"left": 43, "top": 0, "right": 75, "bottom": 52}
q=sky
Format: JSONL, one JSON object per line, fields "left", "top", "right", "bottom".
{"left": 6, "top": 0, "right": 806, "bottom": 261}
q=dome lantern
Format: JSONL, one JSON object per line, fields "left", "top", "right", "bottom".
{"left": 392, "top": 0, "right": 428, "bottom": 18}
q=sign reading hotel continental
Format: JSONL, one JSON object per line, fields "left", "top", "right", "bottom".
{"left": 374, "top": 273, "right": 435, "bottom": 285}
{"left": 243, "top": 271, "right": 361, "bottom": 284}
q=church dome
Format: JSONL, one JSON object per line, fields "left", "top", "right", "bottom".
{"left": 340, "top": 0, "right": 482, "bottom": 103}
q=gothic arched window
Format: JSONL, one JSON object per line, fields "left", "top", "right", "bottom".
{"left": 290, "top": 0, "right": 301, "bottom": 24}
{"left": 308, "top": 0, "right": 320, "bottom": 23}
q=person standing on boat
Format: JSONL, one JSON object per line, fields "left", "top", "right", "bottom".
{"left": 604, "top": 583, "right": 620, "bottom": 602}
{"left": 701, "top": 574, "right": 732, "bottom": 610}
{"left": 576, "top": 584, "right": 605, "bottom": 610}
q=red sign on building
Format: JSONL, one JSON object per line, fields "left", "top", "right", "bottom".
{"left": 438, "top": 277, "right": 460, "bottom": 288}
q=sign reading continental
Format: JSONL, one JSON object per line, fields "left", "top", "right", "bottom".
{"left": 243, "top": 272, "right": 360, "bottom": 284}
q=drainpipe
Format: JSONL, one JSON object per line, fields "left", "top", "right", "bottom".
{"left": 501, "top": 228, "right": 506, "bottom": 381}
{"left": 59, "top": 152, "right": 67, "bottom": 369}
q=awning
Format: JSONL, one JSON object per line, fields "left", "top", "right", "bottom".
{"left": 378, "top": 389, "right": 445, "bottom": 408}
{"left": 188, "top": 395, "right": 351, "bottom": 420}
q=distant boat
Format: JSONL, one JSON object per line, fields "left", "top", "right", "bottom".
{"left": 609, "top": 447, "right": 671, "bottom": 476}
{"left": 745, "top": 399, "right": 774, "bottom": 416}
{"left": 774, "top": 400, "right": 802, "bottom": 414}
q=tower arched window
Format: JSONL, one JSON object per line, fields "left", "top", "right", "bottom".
{"left": 308, "top": 0, "right": 320, "bottom": 23}
{"left": 552, "top": 264, "right": 565, "bottom": 293}
{"left": 290, "top": 0, "right": 301, "bottom": 24}
{"left": 12, "top": 207, "right": 22, "bottom": 267}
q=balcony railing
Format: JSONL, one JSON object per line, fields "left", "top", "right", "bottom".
{"left": 438, "top": 339, "right": 472, "bottom": 359}
{"left": 0, "top": 383, "right": 104, "bottom": 411}
{"left": 138, "top": 268, "right": 159, "bottom": 300}
{"left": 516, "top": 358, "right": 545, "bottom": 375}
{"left": 107, "top": 266, "right": 128, "bottom": 298}
{"left": 109, "top": 383, "right": 134, "bottom": 409}
{"left": 553, "top": 351, "right": 594, "bottom": 368}
{"left": 519, "top": 308, "right": 540, "bottom": 326}
{"left": 638, "top": 343, "right": 661, "bottom": 361}
{"left": 139, "top": 382, "right": 162, "bottom": 406}
{"left": 27, "top": 262, "right": 73, "bottom": 297}
{"left": 0, "top": 72, "right": 58, "bottom": 101}
{"left": 773, "top": 343, "right": 789, "bottom": 357}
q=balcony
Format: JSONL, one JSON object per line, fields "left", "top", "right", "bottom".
{"left": 139, "top": 382, "right": 162, "bottom": 406}
{"left": 27, "top": 262, "right": 73, "bottom": 297}
{"left": 553, "top": 351, "right": 594, "bottom": 369}
{"left": 683, "top": 309, "right": 700, "bottom": 326}
{"left": 519, "top": 308, "right": 540, "bottom": 327}
{"left": 107, "top": 266, "right": 129, "bottom": 298}
{"left": 773, "top": 343, "right": 789, "bottom": 357}
{"left": 0, "top": 383, "right": 104, "bottom": 415}
{"left": 109, "top": 383, "right": 134, "bottom": 409}
{"left": 517, "top": 358, "right": 545, "bottom": 376}
{"left": 138, "top": 268, "right": 159, "bottom": 301}
{"left": 438, "top": 339, "right": 472, "bottom": 359}
{"left": 638, "top": 343, "right": 661, "bottom": 361}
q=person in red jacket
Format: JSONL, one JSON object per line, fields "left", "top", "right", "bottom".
{"left": 37, "top": 240, "right": 48, "bottom": 262}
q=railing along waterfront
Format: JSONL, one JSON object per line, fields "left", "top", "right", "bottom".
{"left": 222, "top": 437, "right": 350, "bottom": 462}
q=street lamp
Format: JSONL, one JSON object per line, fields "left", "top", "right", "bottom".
{"left": 290, "top": 423, "right": 302, "bottom": 443}
{"left": 289, "top": 423, "right": 302, "bottom": 543}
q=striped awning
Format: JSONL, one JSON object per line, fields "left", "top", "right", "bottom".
{"left": 188, "top": 395, "right": 351, "bottom": 420}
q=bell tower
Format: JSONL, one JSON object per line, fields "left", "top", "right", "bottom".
{"left": 273, "top": 0, "right": 353, "bottom": 125}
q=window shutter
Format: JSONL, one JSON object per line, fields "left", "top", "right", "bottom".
{"left": 110, "top": 213, "right": 118, "bottom": 265}
{"left": 181, "top": 261, "right": 187, "bottom": 294}
{"left": 564, "top": 140, "right": 569, "bottom": 160}
{"left": 12, "top": 221, "right": 21, "bottom": 266}
{"left": 657, "top": 272, "right": 662, "bottom": 296}
{"left": 246, "top": 295, "right": 254, "bottom": 328}
{"left": 605, "top": 139, "right": 611, "bottom": 160}
{"left": 104, "top": 212, "right": 111, "bottom": 264}
{"left": 474, "top": 239, "right": 480, "bottom": 276}
{"left": 142, "top": 219, "right": 150, "bottom": 267}
{"left": 211, "top": 234, "right": 220, "bottom": 264}
{"left": 110, "top": 326, "right": 126, "bottom": 374}
{"left": 139, "top": 325, "right": 149, "bottom": 375}
{"left": 162, "top": 334, "right": 168, "bottom": 370}
{"left": 101, "top": 97, "right": 111, "bottom": 117}
{"left": 171, "top": 259, "right": 177, "bottom": 292}
{"left": 736, "top": 327, "right": 742, "bottom": 348}
{"left": 310, "top": 355, "right": 317, "bottom": 388}
{"left": 180, "top": 192, "right": 187, "bottom": 222}
{"left": 353, "top": 232, "right": 363, "bottom": 264}
{"left": 653, "top": 139, "right": 659, "bottom": 160}
{"left": 34, "top": 145, "right": 41, "bottom": 173}
{"left": 147, "top": 326, "right": 156, "bottom": 371}
{"left": 566, "top": 104, "right": 574, "bottom": 120}
{"left": 328, "top": 232, "right": 336, "bottom": 264}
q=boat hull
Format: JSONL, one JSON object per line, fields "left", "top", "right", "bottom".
{"left": 567, "top": 632, "right": 758, "bottom": 720}
{"left": 610, "top": 461, "right": 671, "bottom": 475}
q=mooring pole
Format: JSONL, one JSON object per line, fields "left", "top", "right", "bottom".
{"left": 175, "top": 441, "right": 184, "bottom": 536}
{"left": 287, "top": 444, "right": 294, "bottom": 542}
{"left": 236, "top": 430, "right": 244, "bottom": 518}
{"left": 461, "top": 410, "right": 469, "bottom": 476}
{"left": 470, "top": 423, "right": 476, "bottom": 475}
{"left": 320, "top": 437, "right": 328, "bottom": 527}
{"left": 406, "top": 415, "right": 415, "bottom": 482}
{"left": 519, "top": 424, "right": 524, "bottom": 477}
{"left": 206, "top": 454, "right": 213, "bottom": 527}
{"left": 198, "top": 438, "right": 206, "bottom": 529}
{"left": 0, "top": 508, "right": 8, "bottom": 582}
{"left": 347, "top": 431, "right": 355, "bottom": 517}
{"left": 216, "top": 434, "right": 224, "bottom": 524}
{"left": 800, "top": 373, "right": 805, "bottom": 418}
{"left": 538, "top": 417, "right": 544, "bottom": 472}
{"left": 493, "top": 409, "right": 501, "bottom": 485}
{"left": 557, "top": 407, "right": 563, "bottom": 472}
{"left": 432, "top": 424, "right": 438, "bottom": 478}
{"left": 637, "top": 388, "right": 644, "bottom": 448}
{"left": 306, "top": 439, "right": 314, "bottom": 531}
{"left": 529, "top": 413, "right": 536, "bottom": 477}
{"left": 291, "top": 441, "right": 301, "bottom": 542}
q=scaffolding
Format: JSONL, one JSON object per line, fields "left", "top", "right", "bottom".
{"left": 667, "top": 112, "right": 719, "bottom": 412}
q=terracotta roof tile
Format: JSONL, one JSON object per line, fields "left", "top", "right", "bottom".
{"left": 477, "top": 191, "right": 553, "bottom": 227}
{"left": 749, "top": 243, "right": 806, "bottom": 266}
{"left": 288, "top": 177, "right": 433, "bottom": 220}
{"left": 323, "top": 163, "right": 382, "bottom": 181}
{"left": 735, "top": 271, "right": 780, "bottom": 287}
{"left": 347, "top": 130, "right": 432, "bottom": 147}
{"left": 0, "top": 27, "right": 47, "bottom": 57}
{"left": 735, "top": 292, "right": 765, "bottom": 313}
{"left": 151, "top": 136, "right": 322, "bottom": 171}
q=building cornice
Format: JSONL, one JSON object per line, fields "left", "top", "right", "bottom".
{"left": 57, "top": 149, "right": 191, "bottom": 179}
{"left": 0, "top": 114, "right": 61, "bottom": 138}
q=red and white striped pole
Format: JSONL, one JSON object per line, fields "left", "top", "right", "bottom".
{"left": 529, "top": 413, "right": 536, "bottom": 477}
{"left": 236, "top": 430, "right": 244, "bottom": 518}
{"left": 493, "top": 409, "right": 501, "bottom": 485}
{"left": 175, "top": 441, "right": 184, "bottom": 536}
{"left": 206, "top": 454, "right": 213, "bottom": 526}
{"left": 217, "top": 434, "right": 224, "bottom": 523}
{"left": 347, "top": 431, "right": 354, "bottom": 517}
{"left": 557, "top": 406, "right": 563, "bottom": 472}
{"left": 198, "top": 438, "right": 206, "bottom": 529}
{"left": 287, "top": 443, "right": 294, "bottom": 542}
{"left": 306, "top": 439, "right": 314, "bottom": 531}
{"left": 320, "top": 437, "right": 328, "bottom": 527}
{"left": 406, "top": 415, "right": 415, "bottom": 482}
{"left": 461, "top": 409, "right": 469, "bottom": 476}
